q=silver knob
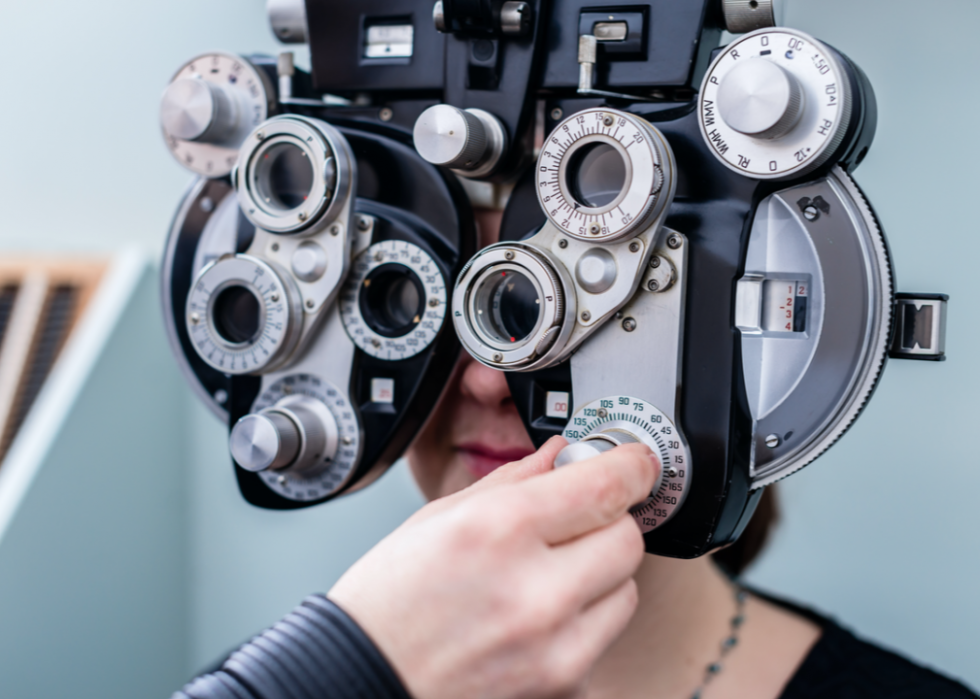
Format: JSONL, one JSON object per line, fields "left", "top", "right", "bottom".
{"left": 267, "top": 0, "right": 308, "bottom": 44}
{"left": 555, "top": 429, "right": 664, "bottom": 494}
{"left": 717, "top": 59, "right": 804, "bottom": 140}
{"left": 413, "top": 105, "right": 507, "bottom": 177}
{"left": 230, "top": 411, "right": 301, "bottom": 472}
{"left": 160, "top": 78, "right": 238, "bottom": 144}
{"left": 722, "top": 0, "right": 781, "bottom": 34}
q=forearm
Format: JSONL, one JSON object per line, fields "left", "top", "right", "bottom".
{"left": 172, "top": 596, "right": 411, "bottom": 699}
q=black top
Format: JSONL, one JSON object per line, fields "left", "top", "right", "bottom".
{"left": 173, "top": 595, "right": 978, "bottom": 699}
{"left": 777, "top": 600, "right": 977, "bottom": 699}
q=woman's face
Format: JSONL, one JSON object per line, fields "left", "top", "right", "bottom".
{"left": 406, "top": 209, "right": 536, "bottom": 500}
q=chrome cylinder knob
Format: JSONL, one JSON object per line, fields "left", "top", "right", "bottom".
{"left": 267, "top": 0, "right": 308, "bottom": 43}
{"left": 554, "top": 428, "right": 663, "bottom": 493}
{"left": 230, "top": 411, "right": 301, "bottom": 472}
{"left": 160, "top": 78, "right": 238, "bottom": 144}
{"left": 717, "top": 59, "right": 804, "bottom": 140}
{"left": 413, "top": 105, "right": 507, "bottom": 178}
{"left": 722, "top": 0, "right": 781, "bottom": 34}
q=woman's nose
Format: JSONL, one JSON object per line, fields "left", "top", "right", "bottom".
{"left": 458, "top": 355, "right": 513, "bottom": 409}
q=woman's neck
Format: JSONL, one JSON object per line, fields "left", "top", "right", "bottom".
{"left": 586, "top": 555, "right": 821, "bottom": 699}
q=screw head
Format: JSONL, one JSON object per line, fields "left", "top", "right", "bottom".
{"left": 597, "top": 408, "right": 609, "bottom": 419}
{"left": 271, "top": 243, "right": 280, "bottom": 252}
{"left": 629, "top": 241, "right": 641, "bottom": 253}
{"left": 666, "top": 468, "right": 679, "bottom": 478}
{"left": 766, "top": 434, "right": 781, "bottom": 448}
{"left": 200, "top": 197, "right": 215, "bottom": 213}
{"left": 342, "top": 436, "right": 353, "bottom": 446}
{"left": 372, "top": 338, "right": 382, "bottom": 348}
{"left": 379, "top": 107, "right": 394, "bottom": 122}
{"left": 504, "top": 250, "right": 516, "bottom": 261}
{"left": 278, "top": 475, "right": 288, "bottom": 485}
{"left": 558, "top": 239, "right": 569, "bottom": 249}
{"left": 589, "top": 223, "right": 602, "bottom": 235}
{"left": 803, "top": 206, "right": 819, "bottom": 222}
{"left": 622, "top": 317, "right": 637, "bottom": 332}
{"left": 581, "top": 311, "right": 592, "bottom": 322}
{"left": 298, "top": 212, "right": 308, "bottom": 222}
{"left": 429, "top": 298, "right": 440, "bottom": 307}
{"left": 648, "top": 279, "right": 660, "bottom": 292}
{"left": 492, "top": 353, "right": 504, "bottom": 363}
{"left": 330, "top": 224, "right": 341, "bottom": 236}
{"left": 550, "top": 107, "right": 563, "bottom": 121}
{"left": 667, "top": 234, "right": 682, "bottom": 250}
{"left": 306, "top": 299, "right": 315, "bottom": 309}
{"left": 650, "top": 256, "right": 661, "bottom": 269}
{"left": 271, "top": 293, "right": 280, "bottom": 302}
{"left": 256, "top": 131, "right": 266, "bottom": 141}
{"left": 190, "top": 313, "right": 201, "bottom": 325}
{"left": 603, "top": 115, "right": 614, "bottom": 127}
{"left": 357, "top": 216, "right": 371, "bottom": 231}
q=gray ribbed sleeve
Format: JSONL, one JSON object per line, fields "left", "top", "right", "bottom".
{"left": 172, "top": 596, "right": 412, "bottom": 699}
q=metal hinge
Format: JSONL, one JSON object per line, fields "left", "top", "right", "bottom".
{"left": 889, "top": 293, "right": 948, "bottom": 361}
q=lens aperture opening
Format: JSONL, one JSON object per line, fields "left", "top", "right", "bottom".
{"left": 360, "top": 264, "right": 426, "bottom": 338}
{"left": 473, "top": 266, "right": 544, "bottom": 347}
{"left": 212, "top": 285, "right": 263, "bottom": 346}
{"left": 566, "top": 142, "right": 627, "bottom": 209}
{"left": 253, "top": 139, "right": 316, "bottom": 212}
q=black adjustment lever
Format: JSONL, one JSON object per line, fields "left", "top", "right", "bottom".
{"left": 890, "top": 293, "right": 949, "bottom": 361}
{"left": 434, "top": 0, "right": 533, "bottom": 37}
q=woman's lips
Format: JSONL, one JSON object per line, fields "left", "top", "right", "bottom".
{"left": 458, "top": 443, "right": 535, "bottom": 479}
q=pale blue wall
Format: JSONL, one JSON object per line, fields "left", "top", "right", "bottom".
{"left": 0, "top": 0, "right": 977, "bottom": 694}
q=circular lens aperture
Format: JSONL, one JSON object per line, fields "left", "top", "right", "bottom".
{"left": 254, "top": 140, "right": 314, "bottom": 211}
{"left": 360, "top": 264, "right": 425, "bottom": 338}
{"left": 212, "top": 285, "right": 262, "bottom": 345}
{"left": 567, "top": 142, "right": 627, "bottom": 209}
{"left": 474, "top": 267, "right": 543, "bottom": 346}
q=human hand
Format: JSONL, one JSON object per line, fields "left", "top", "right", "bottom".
{"left": 328, "top": 437, "right": 660, "bottom": 699}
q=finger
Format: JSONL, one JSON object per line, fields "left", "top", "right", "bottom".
{"left": 549, "top": 579, "right": 639, "bottom": 685}
{"left": 408, "top": 437, "right": 567, "bottom": 522}
{"left": 547, "top": 514, "right": 645, "bottom": 611}
{"left": 469, "top": 436, "right": 568, "bottom": 491}
{"left": 518, "top": 443, "right": 660, "bottom": 545}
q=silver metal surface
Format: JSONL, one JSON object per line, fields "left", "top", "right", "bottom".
{"left": 236, "top": 115, "right": 355, "bottom": 237}
{"left": 594, "top": 22, "right": 628, "bottom": 41}
{"left": 291, "top": 242, "right": 327, "bottom": 282}
{"left": 575, "top": 248, "right": 618, "bottom": 294}
{"left": 433, "top": 0, "right": 446, "bottom": 32}
{"left": 413, "top": 105, "right": 507, "bottom": 178}
{"left": 540, "top": 108, "right": 675, "bottom": 242}
{"left": 248, "top": 373, "right": 360, "bottom": 501}
{"left": 500, "top": 2, "right": 532, "bottom": 36}
{"left": 230, "top": 411, "right": 301, "bottom": 472}
{"left": 340, "top": 241, "right": 448, "bottom": 361}
{"left": 186, "top": 254, "right": 303, "bottom": 375}
{"left": 737, "top": 168, "right": 893, "bottom": 488}
{"left": 699, "top": 29, "right": 853, "bottom": 181}
{"left": 723, "top": 0, "right": 781, "bottom": 34}
{"left": 162, "top": 53, "right": 275, "bottom": 178}
{"left": 717, "top": 59, "right": 803, "bottom": 139}
{"left": 267, "top": 0, "right": 309, "bottom": 43}
{"left": 891, "top": 297, "right": 948, "bottom": 359}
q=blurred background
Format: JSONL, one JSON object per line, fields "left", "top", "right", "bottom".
{"left": 0, "top": 0, "right": 976, "bottom": 696}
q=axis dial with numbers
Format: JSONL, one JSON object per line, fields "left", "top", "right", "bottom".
{"left": 161, "top": 52, "right": 275, "bottom": 178}
{"left": 562, "top": 396, "right": 691, "bottom": 533}
{"left": 537, "top": 108, "right": 675, "bottom": 243}
{"left": 247, "top": 374, "right": 362, "bottom": 502}
{"left": 699, "top": 29, "right": 853, "bottom": 180}
{"left": 340, "top": 241, "right": 448, "bottom": 361}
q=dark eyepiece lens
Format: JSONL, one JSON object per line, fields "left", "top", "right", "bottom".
{"left": 567, "top": 142, "right": 626, "bottom": 209}
{"left": 360, "top": 264, "right": 425, "bottom": 338}
{"left": 255, "top": 141, "right": 314, "bottom": 211}
{"left": 476, "top": 268, "right": 542, "bottom": 345}
{"left": 212, "top": 285, "right": 261, "bottom": 345}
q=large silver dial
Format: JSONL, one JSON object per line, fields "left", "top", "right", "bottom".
{"left": 563, "top": 396, "right": 691, "bottom": 533}
{"left": 161, "top": 52, "right": 274, "bottom": 178}
{"left": 341, "top": 241, "right": 448, "bottom": 360}
{"left": 186, "top": 254, "right": 302, "bottom": 375}
{"left": 249, "top": 374, "right": 362, "bottom": 501}
{"left": 537, "top": 108, "right": 675, "bottom": 242}
{"left": 699, "top": 29, "right": 852, "bottom": 180}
